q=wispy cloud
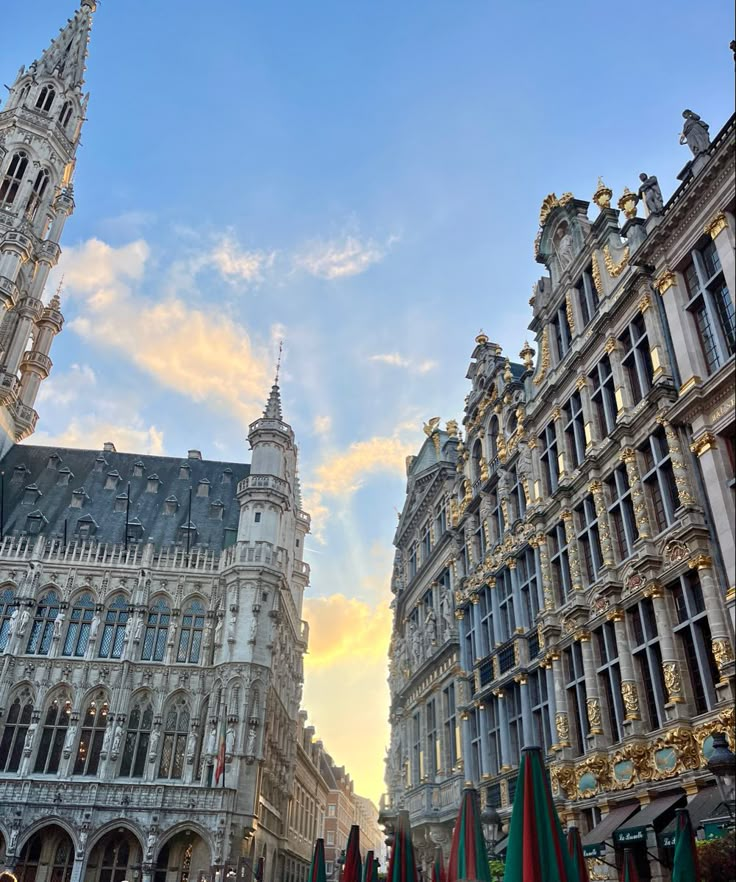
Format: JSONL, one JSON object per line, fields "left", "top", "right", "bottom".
{"left": 312, "top": 414, "right": 332, "bottom": 435}
{"left": 294, "top": 233, "right": 396, "bottom": 280}
{"left": 56, "top": 237, "right": 275, "bottom": 423}
{"left": 205, "top": 233, "right": 275, "bottom": 284}
{"left": 368, "top": 352, "right": 437, "bottom": 374}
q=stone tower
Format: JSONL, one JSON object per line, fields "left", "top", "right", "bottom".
{"left": 0, "top": 0, "right": 96, "bottom": 454}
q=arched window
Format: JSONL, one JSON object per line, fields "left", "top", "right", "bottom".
{"left": 62, "top": 592, "right": 95, "bottom": 657}
{"left": 98, "top": 595, "right": 129, "bottom": 659}
{"left": 119, "top": 699, "right": 153, "bottom": 778}
{"left": 35, "top": 85, "right": 56, "bottom": 112}
{"left": 0, "top": 586, "right": 15, "bottom": 651}
{"left": 16, "top": 831, "right": 43, "bottom": 882}
{"left": 25, "top": 168, "right": 50, "bottom": 221}
{"left": 158, "top": 699, "right": 189, "bottom": 779}
{"left": 471, "top": 440, "right": 483, "bottom": 485}
{"left": 176, "top": 600, "right": 205, "bottom": 663}
{"left": 98, "top": 838, "right": 131, "bottom": 882}
{"left": 73, "top": 696, "right": 109, "bottom": 775}
{"left": 487, "top": 418, "right": 499, "bottom": 462}
{"left": 18, "top": 83, "right": 30, "bottom": 103}
{"left": 0, "top": 689, "right": 34, "bottom": 772}
{"left": 59, "top": 100, "right": 73, "bottom": 127}
{"left": 51, "top": 838, "right": 75, "bottom": 882}
{"left": 34, "top": 695, "right": 71, "bottom": 774}
{"left": 141, "top": 598, "right": 170, "bottom": 661}
{"left": 0, "top": 151, "right": 29, "bottom": 207}
{"left": 26, "top": 590, "right": 61, "bottom": 655}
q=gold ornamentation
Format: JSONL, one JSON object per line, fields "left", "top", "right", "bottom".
{"left": 679, "top": 375, "right": 701, "bottom": 395}
{"left": 712, "top": 638, "right": 735, "bottom": 671}
{"left": 479, "top": 456, "right": 489, "bottom": 482}
{"left": 519, "top": 341, "right": 535, "bottom": 370}
{"left": 592, "top": 177, "right": 612, "bottom": 210}
{"left": 586, "top": 698, "right": 603, "bottom": 733}
{"left": 577, "top": 753, "right": 612, "bottom": 793}
{"left": 591, "top": 252, "right": 604, "bottom": 296}
{"left": 704, "top": 212, "right": 727, "bottom": 239}
{"left": 555, "top": 712, "right": 571, "bottom": 744}
{"left": 475, "top": 330, "right": 489, "bottom": 345}
{"left": 602, "top": 243, "right": 630, "bottom": 276}
{"left": 565, "top": 292, "right": 575, "bottom": 334}
{"left": 663, "top": 661, "right": 685, "bottom": 702}
{"left": 539, "top": 192, "right": 575, "bottom": 227}
{"left": 617, "top": 187, "right": 638, "bottom": 220}
{"left": 663, "top": 538, "right": 689, "bottom": 564}
{"left": 690, "top": 432, "right": 717, "bottom": 456}
{"left": 550, "top": 763, "right": 576, "bottom": 796}
{"left": 446, "top": 419, "right": 458, "bottom": 438}
{"left": 638, "top": 293, "right": 652, "bottom": 313}
{"left": 656, "top": 416, "right": 697, "bottom": 506}
{"left": 604, "top": 335, "right": 617, "bottom": 354}
{"left": 688, "top": 553, "right": 713, "bottom": 571}
{"left": 621, "top": 682, "right": 641, "bottom": 720}
{"left": 576, "top": 375, "right": 588, "bottom": 391}
{"left": 503, "top": 358, "right": 513, "bottom": 382}
{"left": 533, "top": 327, "right": 550, "bottom": 386}
{"left": 655, "top": 269, "right": 676, "bottom": 295}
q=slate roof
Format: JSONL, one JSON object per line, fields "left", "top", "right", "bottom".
{"left": 0, "top": 444, "right": 249, "bottom": 553}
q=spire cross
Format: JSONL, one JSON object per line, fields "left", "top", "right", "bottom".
{"left": 275, "top": 339, "right": 284, "bottom": 385}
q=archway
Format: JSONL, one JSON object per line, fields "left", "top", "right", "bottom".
{"left": 83, "top": 829, "right": 143, "bottom": 882}
{"left": 16, "top": 825, "right": 74, "bottom": 882}
{"left": 154, "top": 831, "right": 210, "bottom": 882}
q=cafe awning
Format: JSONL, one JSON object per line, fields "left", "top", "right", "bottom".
{"left": 613, "top": 791, "right": 685, "bottom": 846}
{"left": 658, "top": 786, "right": 729, "bottom": 847}
{"left": 581, "top": 804, "right": 640, "bottom": 856}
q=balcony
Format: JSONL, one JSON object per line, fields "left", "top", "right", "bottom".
{"left": 237, "top": 474, "right": 289, "bottom": 496}
{"left": 20, "top": 350, "right": 52, "bottom": 377}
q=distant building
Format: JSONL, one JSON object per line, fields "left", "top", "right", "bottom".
{"left": 0, "top": 5, "right": 313, "bottom": 882}
{"left": 352, "top": 795, "right": 384, "bottom": 867}
{"left": 384, "top": 107, "right": 735, "bottom": 882}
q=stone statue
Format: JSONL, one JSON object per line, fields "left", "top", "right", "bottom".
{"left": 78, "top": 827, "right": 88, "bottom": 854}
{"left": 228, "top": 608, "right": 238, "bottom": 641}
{"left": 206, "top": 724, "right": 217, "bottom": 755}
{"left": 148, "top": 728, "right": 160, "bottom": 759}
{"left": 246, "top": 720, "right": 258, "bottom": 755}
{"left": 6, "top": 607, "right": 18, "bottom": 642}
{"left": 53, "top": 611, "right": 65, "bottom": 640}
{"left": 497, "top": 466, "right": 511, "bottom": 497}
{"left": 112, "top": 722, "right": 124, "bottom": 754}
{"left": 134, "top": 615, "right": 144, "bottom": 641}
{"left": 186, "top": 729, "right": 197, "bottom": 762}
{"left": 440, "top": 593, "right": 454, "bottom": 635}
{"left": 214, "top": 615, "right": 223, "bottom": 645}
{"left": 64, "top": 723, "right": 77, "bottom": 753}
{"left": 23, "top": 722, "right": 37, "bottom": 753}
{"left": 555, "top": 225, "right": 574, "bottom": 267}
{"left": 637, "top": 173, "right": 664, "bottom": 216}
{"left": 17, "top": 607, "right": 30, "bottom": 637}
{"left": 226, "top": 723, "right": 236, "bottom": 755}
{"left": 424, "top": 607, "right": 437, "bottom": 648}
{"left": 8, "top": 827, "right": 18, "bottom": 852}
{"left": 88, "top": 613, "right": 100, "bottom": 642}
{"left": 410, "top": 620, "right": 423, "bottom": 668}
{"left": 680, "top": 109, "right": 710, "bottom": 156}
{"left": 102, "top": 723, "right": 113, "bottom": 755}
{"left": 146, "top": 832, "right": 156, "bottom": 861}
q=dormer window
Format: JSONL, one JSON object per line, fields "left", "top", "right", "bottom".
{"left": 197, "top": 479, "right": 210, "bottom": 498}
{"left": 178, "top": 521, "right": 197, "bottom": 545}
{"left": 23, "top": 485, "right": 41, "bottom": 506}
{"left": 70, "top": 488, "right": 87, "bottom": 509}
{"left": 76, "top": 514, "right": 98, "bottom": 540}
{"left": 178, "top": 464, "right": 191, "bottom": 480}
{"left": 57, "top": 467, "right": 73, "bottom": 486}
{"left": 209, "top": 500, "right": 224, "bottom": 520}
{"left": 0, "top": 151, "right": 29, "bottom": 207}
{"left": 104, "top": 471, "right": 121, "bottom": 490}
{"left": 35, "top": 86, "right": 55, "bottom": 112}
{"left": 164, "top": 495, "right": 178, "bottom": 515}
{"left": 114, "top": 494, "right": 128, "bottom": 513}
{"left": 126, "top": 518, "right": 144, "bottom": 543}
{"left": 221, "top": 468, "right": 233, "bottom": 485}
{"left": 46, "top": 452, "right": 62, "bottom": 470}
{"left": 132, "top": 461, "right": 145, "bottom": 478}
{"left": 25, "top": 510, "right": 47, "bottom": 535}
{"left": 11, "top": 464, "right": 29, "bottom": 483}
{"left": 146, "top": 475, "right": 160, "bottom": 494}
{"left": 59, "top": 100, "right": 73, "bottom": 127}
{"left": 94, "top": 456, "right": 107, "bottom": 473}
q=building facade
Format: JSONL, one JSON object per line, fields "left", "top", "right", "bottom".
{"left": 385, "top": 107, "right": 735, "bottom": 881}
{"left": 0, "top": 5, "right": 313, "bottom": 882}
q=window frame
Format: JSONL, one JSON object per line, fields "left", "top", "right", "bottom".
{"left": 683, "top": 240, "right": 735, "bottom": 374}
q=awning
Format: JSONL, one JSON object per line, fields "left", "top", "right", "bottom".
{"left": 658, "top": 786, "right": 729, "bottom": 847}
{"left": 581, "top": 804, "right": 640, "bottom": 856}
{"left": 614, "top": 791, "right": 685, "bottom": 846}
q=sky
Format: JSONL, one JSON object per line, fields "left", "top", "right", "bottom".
{"left": 5, "top": 0, "right": 734, "bottom": 804}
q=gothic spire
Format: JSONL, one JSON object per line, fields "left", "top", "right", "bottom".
{"left": 32, "top": 0, "right": 97, "bottom": 91}
{"left": 263, "top": 383, "right": 283, "bottom": 421}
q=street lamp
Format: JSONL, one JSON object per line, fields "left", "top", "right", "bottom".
{"left": 336, "top": 849, "right": 346, "bottom": 882}
{"left": 707, "top": 731, "right": 736, "bottom": 819}
{"left": 481, "top": 805, "right": 502, "bottom": 857}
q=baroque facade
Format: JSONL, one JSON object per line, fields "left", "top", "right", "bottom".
{"left": 384, "top": 107, "right": 735, "bottom": 881}
{"left": 0, "top": 5, "right": 313, "bottom": 882}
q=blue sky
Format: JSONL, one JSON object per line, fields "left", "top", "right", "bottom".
{"left": 7, "top": 0, "right": 734, "bottom": 801}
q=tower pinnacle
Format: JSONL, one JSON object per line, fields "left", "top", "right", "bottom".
{"left": 32, "top": 0, "right": 96, "bottom": 90}
{"left": 263, "top": 342, "right": 284, "bottom": 420}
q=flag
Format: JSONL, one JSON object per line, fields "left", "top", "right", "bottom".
{"left": 214, "top": 704, "right": 227, "bottom": 785}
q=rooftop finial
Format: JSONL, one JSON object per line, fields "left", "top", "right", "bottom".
{"left": 275, "top": 339, "right": 283, "bottom": 385}
{"left": 49, "top": 275, "right": 64, "bottom": 310}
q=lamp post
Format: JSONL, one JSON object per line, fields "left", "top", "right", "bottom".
{"left": 336, "top": 849, "right": 346, "bottom": 882}
{"left": 707, "top": 731, "right": 736, "bottom": 819}
{"left": 481, "top": 805, "right": 502, "bottom": 858}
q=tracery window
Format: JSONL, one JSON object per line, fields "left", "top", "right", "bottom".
{"left": 59, "top": 100, "right": 73, "bottom": 127}
{"left": 426, "top": 697, "right": 439, "bottom": 777}
{"left": 142, "top": 597, "right": 170, "bottom": 661}
{"left": 35, "top": 85, "right": 56, "bottom": 111}
{"left": 120, "top": 700, "right": 153, "bottom": 778}
{"left": 98, "top": 595, "right": 129, "bottom": 659}
{"left": 0, "top": 689, "right": 34, "bottom": 772}
{"left": 176, "top": 600, "right": 205, "bottom": 663}
{"left": 0, "top": 151, "right": 28, "bottom": 207}
{"left": 158, "top": 699, "right": 189, "bottom": 779}
{"left": 98, "top": 838, "right": 131, "bottom": 882}
{"left": 26, "top": 168, "right": 50, "bottom": 220}
{"left": 468, "top": 707, "right": 482, "bottom": 780}
{"left": 478, "top": 586, "right": 494, "bottom": 656}
{"left": 485, "top": 695, "right": 501, "bottom": 776}
{"left": 73, "top": 697, "right": 109, "bottom": 775}
{"left": 62, "top": 592, "right": 95, "bottom": 657}
{"left": 0, "top": 586, "right": 15, "bottom": 651}
{"left": 34, "top": 695, "right": 71, "bottom": 774}
{"left": 50, "top": 837, "right": 74, "bottom": 882}
{"left": 684, "top": 240, "right": 735, "bottom": 374}
{"left": 506, "top": 682, "right": 523, "bottom": 763}
{"left": 26, "top": 590, "right": 60, "bottom": 655}
{"left": 497, "top": 567, "right": 516, "bottom": 642}
{"left": 517, "top": 547, "right": 540, "bottom": 628}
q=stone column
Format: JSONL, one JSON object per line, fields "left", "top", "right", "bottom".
{"left": 620, "top": 447, "right": 652, "bottom": 541}
{"left": 575, "top": 374, "right": 597, "bottom": 450}
{"left": 610, "top": 610, "right": 645, "bottom": 735}
{"left": 705, "top": 212, "right": 735, "bottom": 302}
{"left": 496, "top": 689, "right": 512, "bottom": 770}
{"left": 458, "top": 610, "right": 471, "bottom": 671}
{"left": 527, "top": 437, "right": 543, "bottom": 505}
{"left": 603, "top": 335, "right": 631, "bottom": 415}
{"left": 460, "top": 707, "right": 473, "bottom": 778}
{"left": 69, "top": 854, "right": 86, "bottom": 882}
{"left": 517, "top": 674, "right": 533, "bottom": 749}
{"left": 544, "top": 664, "right": 559, "bottom": 747}
{"left": 488, "top": 578, "right": 502, "bottom": 647}
{"left": 657, "top": 417, "right": 698, "bottom": 508}
{"left": 550, "top": 653, "right": 571, "bottom": 750}
{"left": 534, "top": 533, "right": 555, "bottom": 611}
{"left": 577, "top": 632, "right": 606, "bottom": 745}
{"left": 551, "top": 405, "right": 568, "bottom": 481}
{"left": 646, "top": 584, "right": 689, "bottom": 718}
{"left": 479, "top": 704, "right": 491, "bottom": 779}
{"left": 561, "top": 509, "right": 583, "bottom": 593}
{"left": 636, "top": 291, "right": 671, "bottom": 384}
{"left": 471, "top": 595, "right": 485, "bottom": 658}
{"left": 588, "top": 480, "right": 615, "bottom": 568}
{"left": 506, "top": 558, "right": 523, "bottom": 632}
{"left": 689, "top": 554, "right": 735, "bottom": 696}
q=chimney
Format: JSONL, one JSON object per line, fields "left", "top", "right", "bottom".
{"left": 103, "top": 441, "right": 116, "bottom": 453}
{"left": 188, "top": 449, "right": 202, "bottom": 460}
